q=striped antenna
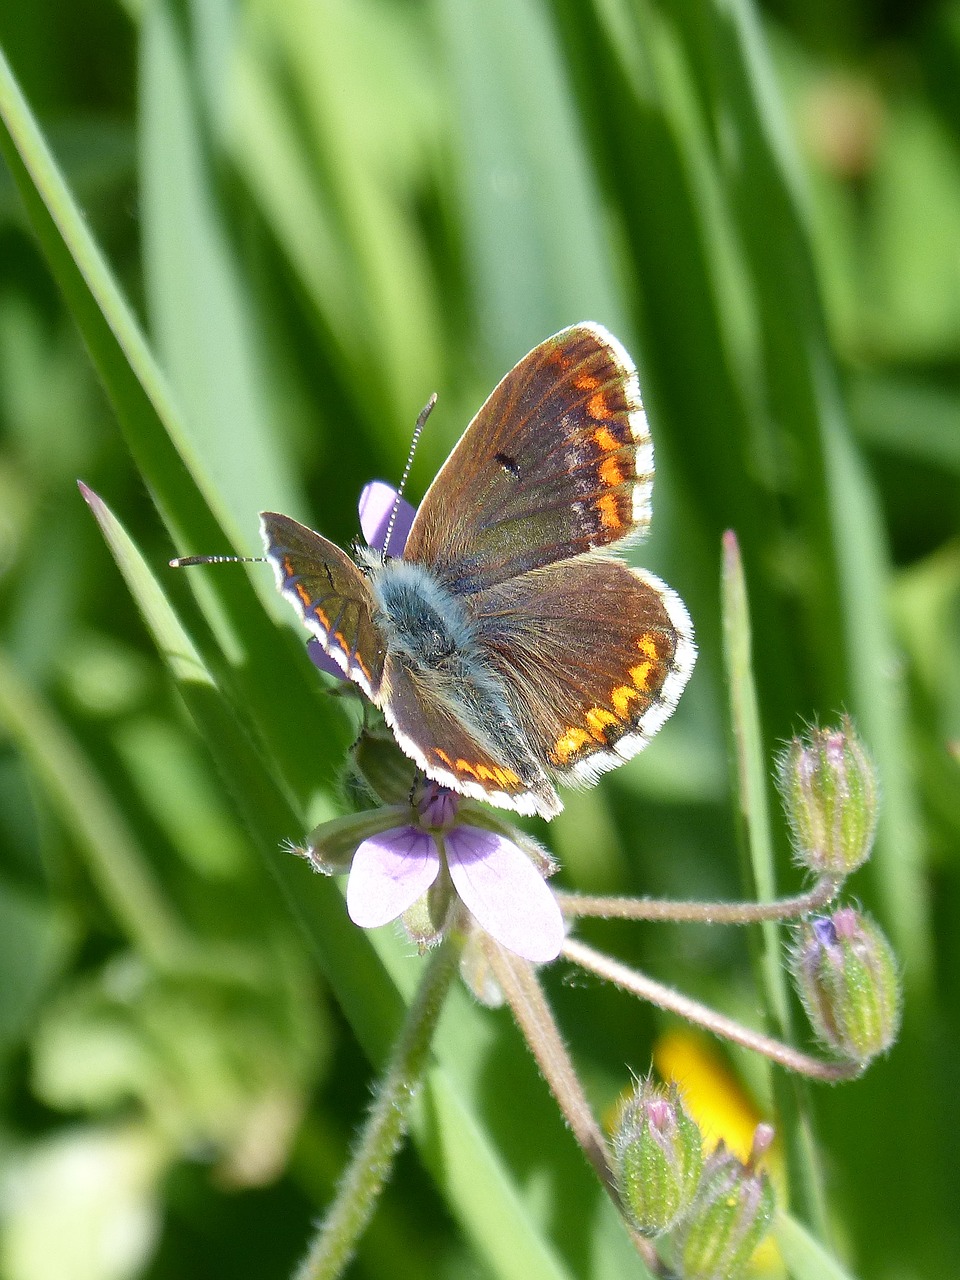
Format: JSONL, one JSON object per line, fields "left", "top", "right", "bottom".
{"left": 169, "top": 554, "right": 265, "bottom": 568}
{"left": 382, "top": 393, "right": 436, "bottom": 557}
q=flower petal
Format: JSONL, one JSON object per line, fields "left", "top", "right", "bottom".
{"left": 347, "top": 826, "right": 440, "bottom": 928}
{"left": 359, "top": 481, "right": 416, "bottom": 555}
{"left": 445, "top": 827, "right": 564, "bottom": 962}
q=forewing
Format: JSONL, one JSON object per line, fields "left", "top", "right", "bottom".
{"left": 473, "top": 557, "right": 696, "bottom": 784}
{"left": 260, "top": 512, "right": 385, "bottom": 699}
{"left": 404, "top": 323, "right": 653, "bottom": 592}
{"left": 379, "top": 654, "right": 561, "bottom": 819}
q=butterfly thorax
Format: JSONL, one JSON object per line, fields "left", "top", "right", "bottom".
{"left": 367, "top": 556, "right": 545, "bottom": 780}
{"left": 367, "top": 557, "right": 475, "bottom": 670}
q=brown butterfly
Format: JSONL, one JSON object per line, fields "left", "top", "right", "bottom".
{"left": 261, "top": 324, "right": 696, "bottom": 819}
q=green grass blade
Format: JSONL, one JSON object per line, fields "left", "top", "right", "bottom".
{"left": 776, "top": 1211, "right": 860, "bottom": 1280}
{"left": 0, "top": 43, "right": 350, "bottom": 800}
{"left": 439, "top": 0, "right": 623, "bottom": 367}
{"left": 0, "top": 649, "right": 189, "bottom": 969}
{"left": 139, "top": 0, "right": 305, "bottom": 530}
{"left": 721, "top": 530, "right": 829, "bottom": 1238}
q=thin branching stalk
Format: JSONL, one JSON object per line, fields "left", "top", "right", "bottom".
{"left": 294, "top": 934, "right": 462, "bottom": 1280}
{"left": 557, "top": 875, "right": 840, "bottom": 924}
{"left": 562, "top": 938, "right": 860, "bottom": 1084}
{"left": 481, "top": 937, "right": 664, "bottom": 1275}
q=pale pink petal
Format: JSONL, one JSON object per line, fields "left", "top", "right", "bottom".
{"left": 358, "top": 481, "right": 416, "bottom": 555}
{"left": 445, "top": 827, "right": 564, "bottom": 963}
{"left": 347, "top": 827, "right": 440, "bottom": 928}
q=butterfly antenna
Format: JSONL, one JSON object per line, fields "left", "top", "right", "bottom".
{"left": 169, "top": 553, "right": 265, "bottom": 568}
{"left": 382, "top": 392, "right": 436, "bottom": 557}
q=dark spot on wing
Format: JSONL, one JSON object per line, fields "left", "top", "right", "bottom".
{"left": 495, "top": 452, "right": 521, "bottom": 479}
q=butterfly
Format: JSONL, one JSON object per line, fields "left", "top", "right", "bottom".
{"left": 261, "top": 323, "right": 696, "bottom": 819}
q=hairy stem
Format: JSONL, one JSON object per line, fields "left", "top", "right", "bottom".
{"left": 557, "top": 875, "right": 839, "bottom": 924}
{"left": 562, "top": 938, "right": 860, "bottom": 1083}
{"left": 294, "top": 935, "right": 461, "bottom": 1280}
{"left": 482, "top": 938, "right": 663, "bottom": 1274}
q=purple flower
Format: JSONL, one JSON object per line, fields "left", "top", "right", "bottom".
{"left": 308, "top": 481, "right": 416, "bottom": 680}
{"left": 343, "top": 782, "right": 565, "bottom": 963}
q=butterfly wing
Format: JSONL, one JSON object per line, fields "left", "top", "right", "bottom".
{"left": 260, "top": 512, "right": 386, "bottom": 699}
{"left": 473, "top": 557, "right": 696, "bottom": 783}
{"left": 378, "top": 653, "right": 561, "bottom": 818}
{"left": 403, "top": 323, "right": 652, "bottom": 591}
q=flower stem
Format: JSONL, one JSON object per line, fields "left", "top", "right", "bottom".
{"left": 481, "top": 937, "right": 664, "bottom": 1274}
{"left": 293, "top": 934, "right": 462, "bottom": 1280}
{"left": 556, "top": 875, "right": 839, "bottom": 924}
{"left": 562, "top": 937, "right": 860, "bottom": 1083}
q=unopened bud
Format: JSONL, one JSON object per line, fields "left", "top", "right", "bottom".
{"left": 776, "top": 717, "right": 878, "bottom": 877}
{"left": 459, "top": 930, "right": 505, "bottom": 1008}
{"left": 298, "top": 807, "right": 406, "bottom": 875}
{"left": 612, "top": 1080, "right": 703, "bottom": 1236}
{"left": 350, "top": 721, "right": 417, "bottom": 806}
{"left": 400, "top": 872, "right": 454, "bottom": 953}
{"left": 791, "top": 908, "right": 901, "bottom": 1064}
{"left": 675, "top": 1134, "right": 776, "bottom": 1280}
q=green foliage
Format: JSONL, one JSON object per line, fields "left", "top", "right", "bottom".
{"left": 0, "top": 1, "right": 957, "bottom": 1278}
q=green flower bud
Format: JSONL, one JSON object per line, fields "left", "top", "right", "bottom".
{"left": 349, "top": 720, "right": 418, "bottom": 806}
{"left": 612, "top": 1080, "right": 703, "bottom": 1236}
{"left": 297, "top": 806, "right": 408, "bottom": 875}
{"left": 400, "top": 871, "right": 455, "bottom": 953}
{"left": 458, "top": 930, "right": 505, "bottom": 1008}
{"left": 791, "top": 908, "right": 901, "bottom": 1065}
{"left": 776, "top": 717, "right": 878, "bottom": 877}
{"left": 675, "top": 1131, "right": 776, "bottom": 1280}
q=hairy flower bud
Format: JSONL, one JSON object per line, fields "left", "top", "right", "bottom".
{"left": 675, "top": 1131, "right": 776, "bottom": 1280}
{"left": 349, "top": 719, "right": 418, "bottom": 806}
{"left": 400, "top": 874, "right": 455, "bottom": 953}
{"left": 791, "top": 908, "right": 901, "bottom": 1065}
{"left": 776, "top": 717, "right": 878, "bottom": 877}
{"left": 297, "top": 806, "right": 407, "bottom": 875}
{"left": 612, "top": 1080, "right": 703, "bottom": 1236}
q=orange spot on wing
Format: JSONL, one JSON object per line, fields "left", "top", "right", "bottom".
{"left": 588, "top": 391, "right": 612, "bottom": 420}
{"left": 599, "top": 456, "right": 624, "bottom": 487}
{"left": 551, "top": 726, "right": 592, "bottom": 765}
{"left": 630, "top": 637, "right": 664, "bottom": 692}
{"left": 586, "top": 707, "right": 619, "bottom": 740}
{"left": 435, "top": 749, "right": 519, "bottom": 790}
{"left": 596, "top": 492, "right": 622, "bottom": 529}
{"left": 611, "top": 684, "right": 640, "bottom": 716}
{"left": 354, "top": 653, "right": 371, "bottom": 680}
{"left": 593, "top": 425, "right": 620, "bottom": 452}
{"left": 630, "top": 661, "right": 653, "bottom": 690}
{"left": 574, "top": 372, "right": 600, "bottom": 390}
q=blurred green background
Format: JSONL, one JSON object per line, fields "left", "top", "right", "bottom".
{"left": 0, "top": 0, "right": 958, "bottom": 1277}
